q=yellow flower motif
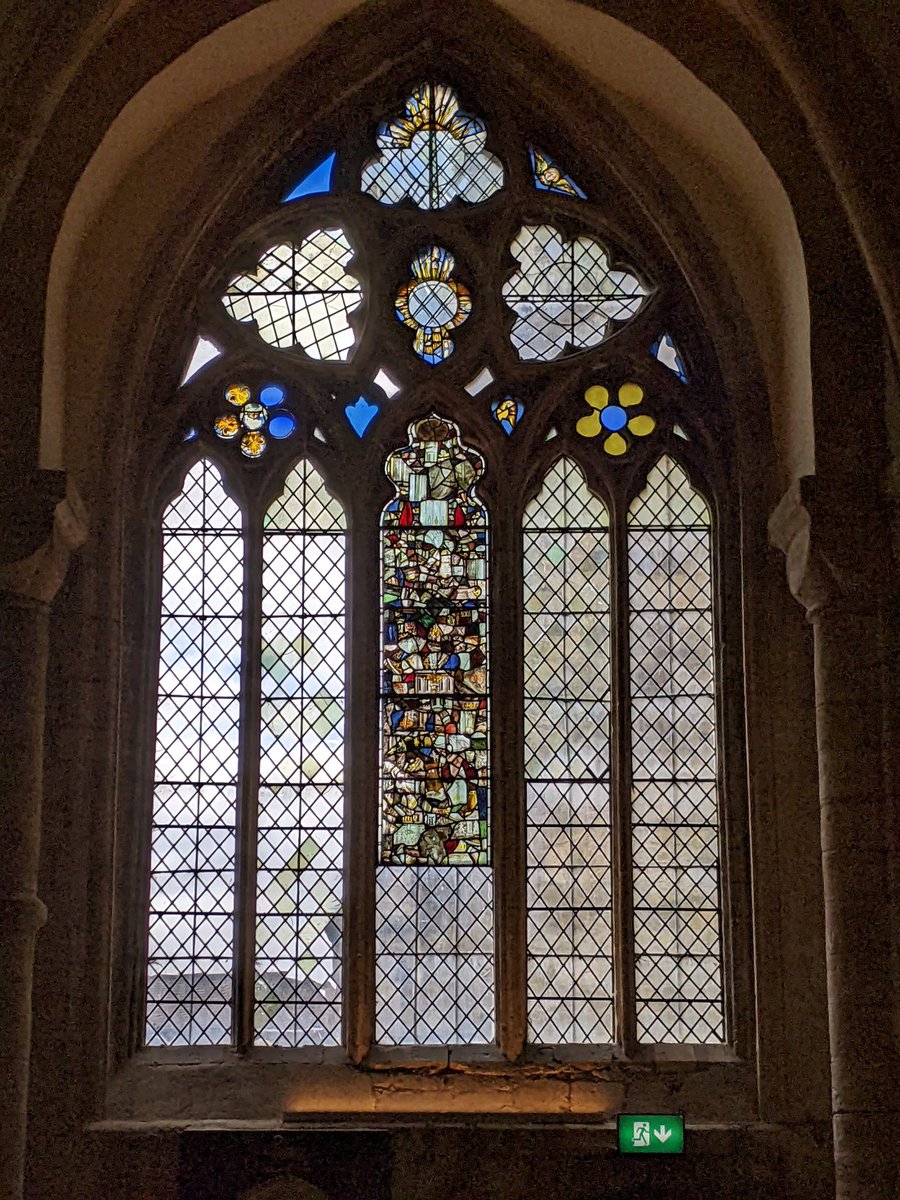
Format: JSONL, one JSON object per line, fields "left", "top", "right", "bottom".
{"left": 225, "top": 384, "right": 251, "bottom": 407}
{"left": 240, "top": 431, "right": 266, "bottom": 459}
{"left": 576, "top": 382, "right": 656, "bottom": 456}
{"left": 214, "top": 413, "right": 241, "bottom": 440}
{"left": 395, "top": 246, "right": 471, "bottom": 364}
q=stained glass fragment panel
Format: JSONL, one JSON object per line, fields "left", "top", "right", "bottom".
{"left": 503, "top": 225, "right": 649, "bottom": 362}
{"left": 628, "top": 456, "right": 724, "bottom": 1044}
{"left": 529, "top": 146, "right": 586, "bottom": 199}
{"left": 361, "top": 82, "right": 503, "bottom": 209}
{"left": 283, "top": 152, "right": 337, "bottom": 203}
{"left": 376, "top": 416, "right": 493, "bottom": 1045}
{"left": 255, "top": 461, "right": 346, "bottom": 1047}
{"left": 524, "top": 459, "right": 613, "bottom": 1044}
{"left": 146, "top": 459, "right": 243, "bottom": 1046}
{"left": 222, "top": 230, "right": 362, "bottom": 360}
{"left": 651, "top": 332, "right": 688, "bottom": 383}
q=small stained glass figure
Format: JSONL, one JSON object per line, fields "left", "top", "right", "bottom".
{"left": 395, "top": 247, "right": 471, "bottom": 364}
{"left": 492, "top": 396, "right": 523, "bottom": 435}
{"left": 529, "top": 147, "right": 586, "bottom": 199}
{"left": 362, "top": 83, "right": 504, "bottom": 209}
{"left": 576, "top": 383, "right": 656, "bottom": 456}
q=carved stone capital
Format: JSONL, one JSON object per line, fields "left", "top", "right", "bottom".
{"left": 769, "top": 475, "right": 890, "bottom": 620}
{"left": 0, "top": 477, "right": 88, "bottom": 605}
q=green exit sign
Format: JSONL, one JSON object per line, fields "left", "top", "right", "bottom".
{"left": 618, "top": 1113, "right": 685, "bottom": 1154}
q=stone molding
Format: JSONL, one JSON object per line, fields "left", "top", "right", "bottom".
{"left": 0, "top": 478, "right": 88, "bottom": 605}
{"left": 768, "top": 475, "right": 892, "bottom": 619}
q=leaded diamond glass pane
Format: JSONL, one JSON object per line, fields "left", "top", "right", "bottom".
{"left": 146, "top": 459, "right": 242, "bottom": 1047}
{"left": 221, "top": 231, "right": 362, "bottom": 360}
{"left": 502, "top": 226, "right": 649, "bottom": 361}
{"left": 375, "top": 416, "right": 494, "bottom": 1045}
{"left": 375, "top": 866, "right": 494, "bottom": 1045}
{"left": 524, "top": 458, "right": 613, "bottom": 1044}
{"left": 628, "top": 456, "right": 724, "bottom": 1044}
{"left": 255, "top": 461, "right": 346, "bottom": 1047}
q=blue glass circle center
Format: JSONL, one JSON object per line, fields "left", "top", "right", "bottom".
{"left": 600, "top": 404, "right": 627, "bottom": 431}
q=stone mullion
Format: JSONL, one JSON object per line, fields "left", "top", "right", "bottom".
{"left": 234, "top": 501, "right": 263, "bottom": 1053}
{"left": 493, "top": 486, "right": 526, "bottom": 1059}
{"left": 610, "top": 492, "right": 637, "bottom": 1054}
{"left": 344, "top": 493, "right": 378, "bottom": 1063}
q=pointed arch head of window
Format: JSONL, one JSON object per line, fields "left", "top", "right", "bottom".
{"left": 627, "top": 456, "right": 724, "bottom": 1045}
{"left": 135, "top": 66, "right": 744, "bottom": 1071}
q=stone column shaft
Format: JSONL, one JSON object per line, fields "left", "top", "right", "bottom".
{"left": 0, "top": 486, "right": 86, "bottom": 1200}
{"left": 771, "top": 483, "right": 900, "bottom": 1199}
{"left": 0, "top": 594, "right": 51, "bottom": 1200}
{"left": 813, "top": 602, "right": 899, "bottom": 1199}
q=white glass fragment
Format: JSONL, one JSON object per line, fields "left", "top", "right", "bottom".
{"left": 180, "top": 335, "right": 222, "bottom": 386}
{"left": 464, "top": 366, "right": 494, "bottom": 396}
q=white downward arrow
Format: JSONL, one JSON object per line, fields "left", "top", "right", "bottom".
{"left": 654, "top": 1126, "right": 672, "bottom": 1142}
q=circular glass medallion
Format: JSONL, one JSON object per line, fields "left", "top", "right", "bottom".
{"left": 259, "top": 384, "right": 285, "bottom": 407}
{"left": 241, "top": 401, "right": 267, "bottom": 430}
{"left": 267, "top": 412, "right": 296, "bottom": 440}
{"left": 214, "top": 414, "right": 241, "bottom": 439}
{"left": 241, "top": 431, "right": 266, "bottom": 458}
{"left": 408, "top": 280, "right": 458, "bottom": 327}
{"left": 225, "top": 384, "right": 251, "bottom": 407}
{"left": 600, "top": 405, "right": 627, "bottom": 431}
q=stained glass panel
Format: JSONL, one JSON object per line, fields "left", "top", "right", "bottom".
{"left": 361, "top": 83, "right": 503, "bottom": 209}
{"left": 529, "top": 147, "right": 586, "bottom": 199}
{"left": 375, "top": 416, "right": 493, "bottom": 1045}
{"left": 222, "top": 230, "right": 362, "bottom": 360}
{"left": 502, "top": 225, "right": 648, "bottom": 361}
{"left": 254, "top": 461, "right": 346, "bottom": 1047}
{"left": 628, "top": 456, "right": 724, "bottom": 1043}
{"left": 523, "top": 459, "right": 614, "bottom": 1043}
{"left": 651, "top": 332, "right": 688, "bottom": 383}
{"left": 395, "top": 246, "right": 471, "bottom": 364}
{"left": 146, "top": 459, "right": 243, "bottom": 1046}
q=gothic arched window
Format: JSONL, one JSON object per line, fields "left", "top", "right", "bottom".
{"left": 142, "top": 79, "right": 735, "bottom": 1060}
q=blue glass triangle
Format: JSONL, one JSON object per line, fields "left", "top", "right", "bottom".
{"left": 346, "top": 396, "right": 378, "bottom": 437}
{"left": 651, "top": 331, "right": 688, "bottom": 383}
{"left": 282, "top": 152, "right": 337, "bottom": 203}
{"left": 529, "top": 147, "right": 586, "bottom": 199}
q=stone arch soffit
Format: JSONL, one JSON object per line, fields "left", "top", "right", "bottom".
{"left": 42, "top": 0, "right": 813, "bottom": 490}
